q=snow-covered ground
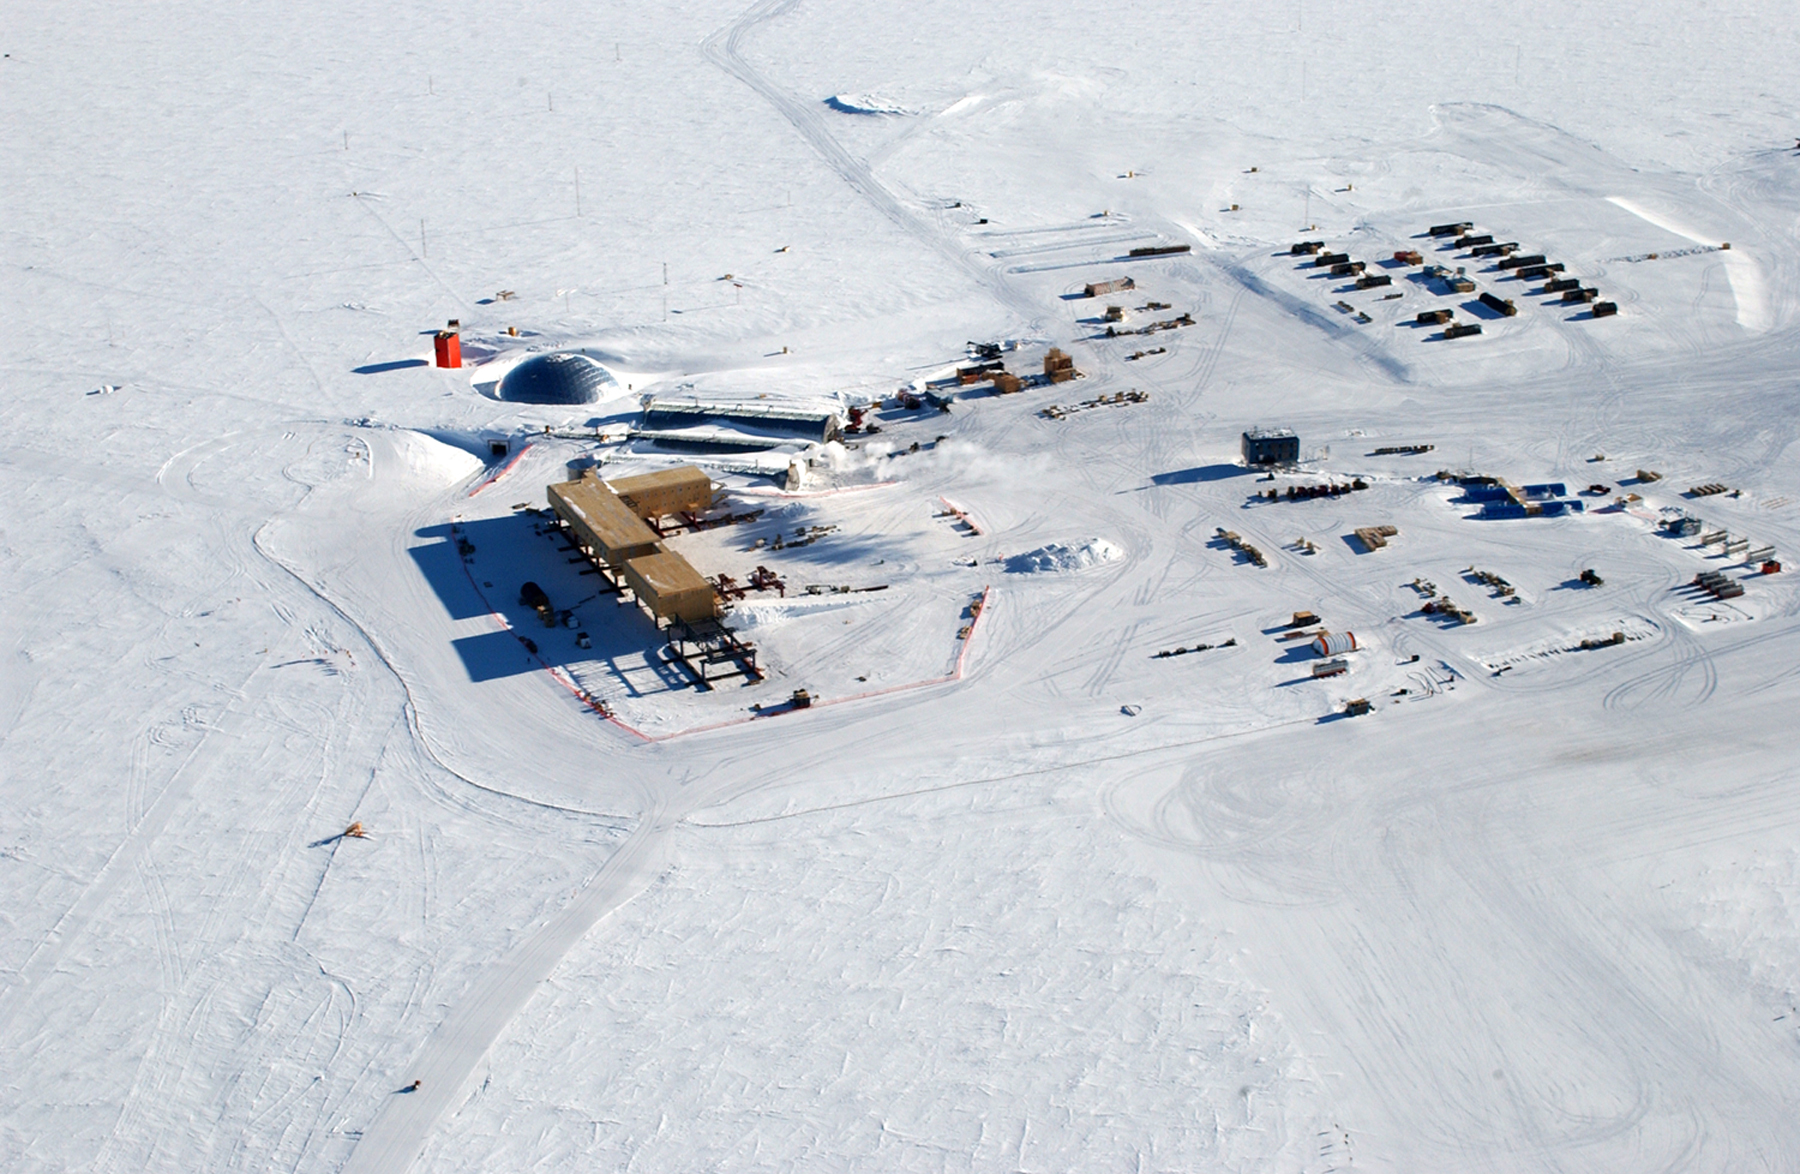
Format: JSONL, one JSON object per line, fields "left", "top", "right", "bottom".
{"left": 5, "top": 1, "right": 1800, "bottom": 1170}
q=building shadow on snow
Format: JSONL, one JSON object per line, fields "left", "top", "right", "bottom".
{"left": 409, "top": 515, "right": 694, "bottom": 695}
{"left": 353, "top": 358, "right": 428, "bottom": 374}
{"left": 1149, "top": 463, "right": 1249, "bottom": 487}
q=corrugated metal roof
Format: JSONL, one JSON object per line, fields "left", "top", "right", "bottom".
{"left": 642, "top": 398, "right": 840, "bottom": 426}
{"left": 548, "top": 477, "right": 659, "bottom": 555}
{"left": 606, "top": 465, "right": 711, "bottom": 498}
{"left": 625, "top": 549, "right": 711, "bottom": 597}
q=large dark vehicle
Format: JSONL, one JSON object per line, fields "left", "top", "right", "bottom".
{"left": 519, "top": 581, "right": 555, "bottom": 625}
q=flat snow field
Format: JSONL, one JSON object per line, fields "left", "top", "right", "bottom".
{"left": 5, "top": 1, "right": 1800, "bottom": 1170}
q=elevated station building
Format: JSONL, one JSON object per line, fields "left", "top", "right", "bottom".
{"left": 546, "top": 467, "right": 720, "bottom": 624}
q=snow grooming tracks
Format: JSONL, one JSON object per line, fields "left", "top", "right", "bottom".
{"left": 615, "top": 585, "right": 995, "bottom": 743}
{"left": 451, "top": 519, "right": 996, "bottom": 742}
{"left": 1474, "top": 617, "right": 1658, "bottom": 676}
{"left": 1605, "top": 197, "right": 1769, "bottom": 332}
{"left": 337, "top": 807, "right": 673, "bottom": 1174}
{"left": 701, "top": 0, "right": 1040, "bottom": 326}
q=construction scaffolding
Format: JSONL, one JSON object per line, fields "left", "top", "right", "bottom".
{"left": 665, "top": 617, "right": 763, "bottom": 688}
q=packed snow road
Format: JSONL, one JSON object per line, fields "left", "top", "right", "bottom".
{"left": 5, "top": 0, "right": 1800, "bottom": 1170}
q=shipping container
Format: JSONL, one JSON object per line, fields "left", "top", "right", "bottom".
{"left": 1479, "top": 292, "right": 1518, "bottom": 316}
{"left": 1497, "top": 254, "right": 1546, "bottom": 270}
{"left": 1428, "top": 222, "right": 1473, "bottom": 236}
{"left": 1083, "top": 276, "right": 1135, "bottom": 297}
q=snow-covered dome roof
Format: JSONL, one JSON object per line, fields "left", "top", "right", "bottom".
{"left": 498, "top": 352, "right": 613, "bottom": 405}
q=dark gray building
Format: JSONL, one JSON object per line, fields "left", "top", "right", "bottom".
{"left": 1242, "top": 428, "right": 1299, "bottom": 465}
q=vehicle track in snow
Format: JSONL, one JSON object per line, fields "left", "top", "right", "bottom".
{"left": 49, "top": 423, "right": 652, "bottom": 1173}
{"left": 700, "top": 0, "right": 1042, "bottom": 330}
{"left": 337, "top": 802, "right": 673, "bottom": 1174}
{"left": 1103, "top": 702, "right": 1800, "bottom": 1169}
{"left": 0, "top": 657, "right": 273, "bottom": 1043}
{"left": 1602, "top": 618, "right": 1718, "bottom": 710}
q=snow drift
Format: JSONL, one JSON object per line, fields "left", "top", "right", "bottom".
{"left": 1004, "top": 539, "right": 1121, "bottom": 574}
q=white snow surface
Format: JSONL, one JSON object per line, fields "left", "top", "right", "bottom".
{"left": 5, "top": 1, "right": 1800, "bottom": 1171}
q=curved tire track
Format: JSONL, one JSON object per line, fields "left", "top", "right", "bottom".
{"left": 699, "top": 0, "right": 1042, "bottom": 329}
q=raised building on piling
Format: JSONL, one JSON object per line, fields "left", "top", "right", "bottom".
{"left": 547, "top": 467, "right": 720, "bottom": 624}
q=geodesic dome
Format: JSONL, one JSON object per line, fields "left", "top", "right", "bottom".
{"left": 498, "top": 352, "right": 613, "bottom": 405}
